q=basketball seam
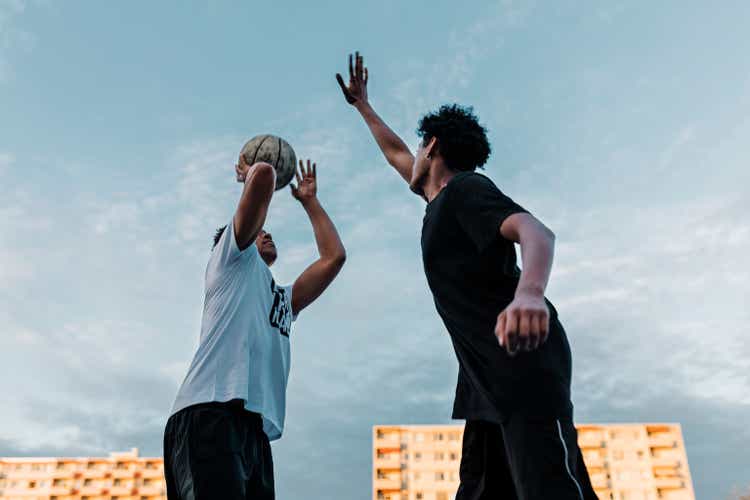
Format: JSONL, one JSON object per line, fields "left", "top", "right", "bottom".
{"left": 275, "top": 137, "right": 282, "bottom": 169}
{"left": 250, "top": 135, "right": 270, "bottom": 165}
{"left": 274, "top": 137, "right": 283, "bottom": 188}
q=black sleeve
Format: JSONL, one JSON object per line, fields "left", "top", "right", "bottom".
{"left": 451, "top": 173, "right": 528, "bottom": 252}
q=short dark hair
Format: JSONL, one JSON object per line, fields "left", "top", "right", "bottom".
{"left": 416, "top": 104, "right": 491, "bottom": 171}
{"left": 213, "top": 225, "right": 227, "bottom": 249}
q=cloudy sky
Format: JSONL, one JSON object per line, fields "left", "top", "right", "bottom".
{"left": 1, "top": 1, "right": 749, "bottom": 498}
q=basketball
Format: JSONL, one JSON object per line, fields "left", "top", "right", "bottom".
{"left": 240, "top": 134, "right": 297, "bottom": 191}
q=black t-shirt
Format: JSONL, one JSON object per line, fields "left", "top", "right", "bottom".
{"left": 421, "top": 171, "right": 572, "bottom": 423}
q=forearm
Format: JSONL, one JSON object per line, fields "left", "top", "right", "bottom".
{"left": 301, "top": 198, "right": 346, "bottom": 262}
{"left": 515, "top": 227, "right": 555, "bottom": 297}
{"left": 355, "top": 102, "right": 414, "bottom": 181}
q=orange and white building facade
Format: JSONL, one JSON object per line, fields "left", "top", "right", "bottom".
{"left": 0, "top": 448, "right": 166, "bottom": 500}
{"left": 373, "top": 423, "right": 694, "bottom": 500}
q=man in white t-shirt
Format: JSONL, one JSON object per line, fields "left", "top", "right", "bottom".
{"left": 163, "top": 156, "right": 346, "bottom": 500}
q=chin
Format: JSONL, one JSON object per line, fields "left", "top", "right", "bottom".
{"left": 409, "top": 178, "right": 426, "bottom": 196}
{"left": 261, "top": 249, "right": 278, "bottom": 266}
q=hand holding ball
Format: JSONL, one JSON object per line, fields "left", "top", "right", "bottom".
{"left": 238, "top": 134, "right": 297, "bottom": 191}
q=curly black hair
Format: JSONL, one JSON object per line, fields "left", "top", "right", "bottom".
{"left": 416, "top": 104, "right": 491, "bottom": 171}
{"left": 213, "top": 225, "right": 227, "bottom": 249}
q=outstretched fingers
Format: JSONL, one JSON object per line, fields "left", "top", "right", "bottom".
{"left": 296, "top": 160, "right": 304, "bottom": 184}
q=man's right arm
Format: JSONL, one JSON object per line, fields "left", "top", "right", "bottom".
{"left": 234, "top": 156, "right": 276, "bottom": 251}
{"left": 337, "top": 52, "right": 414, "bottom": 184}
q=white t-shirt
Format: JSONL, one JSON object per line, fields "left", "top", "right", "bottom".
{"left": 171, "top": 218, "right": 295, "bottom": 441}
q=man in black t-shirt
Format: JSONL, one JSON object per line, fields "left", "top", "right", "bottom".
{"left": 337, "top": 53, "right": 598, "bottom": 500}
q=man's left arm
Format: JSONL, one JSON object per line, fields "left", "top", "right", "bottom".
{"left": 290, "top": 160, "right": 347, "bottom": 317}
{"left": 496, "top": 213, "right": 555, "bottom": 356}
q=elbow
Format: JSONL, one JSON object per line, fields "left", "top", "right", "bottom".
{"left": 328, "top": 248, "right": 347, "bottom": 270}
{"left": 250, "top": 162, "right": 277, "bottom": 190}
{"left": 535, "top": 219, "right": 555, "bottom": 243}
{"left": 333, "top": 249, "right": 347, "bottom": 268}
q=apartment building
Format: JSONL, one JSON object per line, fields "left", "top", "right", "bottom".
{"left": 0, "top": 448, "right": 166, "bottom": 500}
{"left": 373, "top": 423, "right": 694, "bottom": 500}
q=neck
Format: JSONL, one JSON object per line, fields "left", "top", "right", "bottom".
{"left": 423, "top": 166, "right": 458, "bottom": 202}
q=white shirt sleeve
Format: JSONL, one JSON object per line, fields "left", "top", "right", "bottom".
{"left": 211, "top": 217, "right": 257, "bottom": 270}
{"left": 284, "top": 284, "right": 298, "bottom": 323}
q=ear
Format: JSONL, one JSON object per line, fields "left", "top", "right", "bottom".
{"left": 424, "top": 136, "right": 438, "bottom": 158}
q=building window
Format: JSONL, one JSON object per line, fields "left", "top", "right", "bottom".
{"left": 435, "top": 472, "right": 445, "bottom": 481}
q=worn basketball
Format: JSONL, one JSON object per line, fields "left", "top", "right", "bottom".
{"left": 240, "top": 134, "right": 297, "bottom": 191}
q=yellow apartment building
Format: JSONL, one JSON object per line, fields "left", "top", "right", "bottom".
{"left": 373, "top": 423, "right": 694, "bottom": 500}
{"left": 0, "top": 448, "right": 166, "bottom": 500}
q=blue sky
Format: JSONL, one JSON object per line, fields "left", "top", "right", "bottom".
{"left": 1, "top": 1, "right": 749, "bottom": 498}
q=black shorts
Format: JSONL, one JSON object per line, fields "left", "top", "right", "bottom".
{"left": 163, "top": 400, "right": 274, "bottom": 500}
{"left": 456, "top": 417, "right": 598, "bottom": 500}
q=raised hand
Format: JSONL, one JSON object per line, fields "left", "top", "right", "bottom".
{"left": 235, "top": 152, "right": 251, "bottom": 183}
{"left": 290, "top": 159, "right": 317, "bottom": 204}
{"left": 336, "top": 51, "right": 368, "bottom": 106}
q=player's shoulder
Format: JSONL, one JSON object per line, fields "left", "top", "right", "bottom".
{"left": 449, "top": 170, "right": 499, "bottom": 194}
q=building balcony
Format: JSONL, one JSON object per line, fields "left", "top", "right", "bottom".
{"left": 48, "top": 485, "right": 75, "bottom": 495}
{"left": 80, "top": 468, "right": 109, "bottom": 478}
{"left": 654, "top": 476, "right": 686, "bottom": 489}
{"left": 588, "top": 474, "right": 610, "bottom": 489}
{"left": 581, "top": 454, "right": 605, "bottom": 467}
{"left": 651, "top": 456, "right": 681, "bottom": 467}
{"left": 373, "top": 477, "right": 402, "bottom": 490}
{"left": 578, "top": 435, "right": 606, "bottom": 449}
{"left": 374, "top": 433, "right": 402, "bottom": 445}
{"left": 139, "top": 467, "right": 164, "bottom": 479}
{"left": 376, "top": 444, "right": 403, "bottom": 454}
{"left": 78, "top": 485, "right": 104, "bottom": 495}
{"left": 2, "top": 469, "right": 56, "bottom": 480}
{"left": 375, "top": 455, "right": 401, "bottom": 468}
{"left": 404, "top": 441, "right": 462, "bottom": 452}
{"left": 648, "top": 435, "right": 679, "bottom": 448}
{"left": 139, "top": 484, "right": 166, "bottom": 495}
{"left": 110, "top": 484, "right": 135, "bottom": 494}
{"left": 111, "top": 468, "right": 136, "bottom": 478}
